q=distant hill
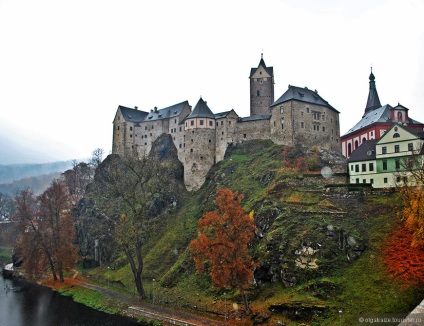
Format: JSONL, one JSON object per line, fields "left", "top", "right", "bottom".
{"left": 0, "top": 172, "right": 62, "bottom": 196}
{"left": 0, "top": 161, "right": 73, "bottom": 184}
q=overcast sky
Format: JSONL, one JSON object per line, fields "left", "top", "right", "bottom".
{"left": 1, "top": 0, "right": 423, "bottom": 164}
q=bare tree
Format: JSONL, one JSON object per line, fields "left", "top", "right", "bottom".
{"left": 93, "top": 152, "right": 171, "bottom": 298}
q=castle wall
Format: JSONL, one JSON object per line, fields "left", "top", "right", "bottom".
{"left": 135, "top": 119, "right": 165, "bottom": 157}
{"left": 112, "top": 111, "right": 134, "bottom": 156}
{"left": 234, "top": 119, "right": 271, "bottom": 143}
{"left": 270, "top": 100, "right": 340, "bottom": 151}
{"left": 215, "top": 111, "right": 238, "bottom": 162}
{"left": 184, "top": 128, "right": 216, "bottom": 191}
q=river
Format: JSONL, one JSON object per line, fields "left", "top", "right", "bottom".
{"left": 0, "top": 274, "right": 142, "bottom": 326}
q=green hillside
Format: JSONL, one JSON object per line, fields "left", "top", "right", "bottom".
{"left": 80, "top": 139, "right": 423, "bottom": 325}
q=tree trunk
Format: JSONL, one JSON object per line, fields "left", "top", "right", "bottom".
{"left": 124, "top": 247, "right": 145, "bottom": 298}
{"left": 242, "top": 292, "right": 251, "bottom": 314}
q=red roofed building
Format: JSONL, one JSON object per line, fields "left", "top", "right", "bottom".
{"left": 341, "top": 70, "right": 424, "bottom": 158}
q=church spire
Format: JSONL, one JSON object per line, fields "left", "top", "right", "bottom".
{"left": 365, "top": 67, "right": 381, "bottom": 113}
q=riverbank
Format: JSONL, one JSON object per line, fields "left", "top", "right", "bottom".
{"left": 38, "top": 273, "right": 228, "bottom": 325}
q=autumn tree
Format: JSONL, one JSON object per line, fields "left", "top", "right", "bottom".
{"left": 13, "top": 183, "right": 77, "bottom": 282}
{"left": 190, "top": 188, "right": 257, "bottom": 314}
{"left": 383, "top": 224, "right": 424, "bottom": 286}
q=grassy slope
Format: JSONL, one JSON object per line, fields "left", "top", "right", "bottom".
{"left": 98, "top": 140, "right": 422, "bottom": 325}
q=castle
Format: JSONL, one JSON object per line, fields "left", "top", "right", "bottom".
{"left": 112, "top": 55, "right": 341, "bottom": 190}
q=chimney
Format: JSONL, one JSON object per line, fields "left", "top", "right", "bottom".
{"left": 134, "top": 106, "right": 138, "bottom": 110}
{"left": 154, "top": 106, "right": 158, "bottom": 113}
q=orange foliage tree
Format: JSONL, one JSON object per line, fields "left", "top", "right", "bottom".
{"left": 189, "top": 188, "right": 257, "bottom": 314}
{"left": 398, "top": 186, "right": 424, "bottom": 248}
{"left": 13, "top": 182, "right": 77, "bottom": 282}
{"left": 383, "top": 223, "right": 424, "bottom": 287}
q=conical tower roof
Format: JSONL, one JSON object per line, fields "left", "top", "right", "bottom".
{"left": 187, "top": 98, "right": 215, "bottom": 119}
{"left": 365, "top": 68, "right": 382, "bottom": 113}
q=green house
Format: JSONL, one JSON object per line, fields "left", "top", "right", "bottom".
{"left": 348, "top": 124, "right": 424, "bottom": 188}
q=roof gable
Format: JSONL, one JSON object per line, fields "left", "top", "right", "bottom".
{"left": 377, "top": 124, "right": 424, "bottom": 145}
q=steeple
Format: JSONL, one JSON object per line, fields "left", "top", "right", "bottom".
{"left": 365, "top": 67, "right": 382, "bottom": 113}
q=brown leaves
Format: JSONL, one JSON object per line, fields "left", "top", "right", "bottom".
{"left": 383, "top": 224, "right": 424, "bottom": 287}
{"left": 190, "top": 188, "right": 257, "bottom": 292}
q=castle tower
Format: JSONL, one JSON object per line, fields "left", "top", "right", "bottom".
{"left": 250, "top": 54, "right": 274, "bottom": 116}
{"left": 183, "top": 98, "right": 216, "bottom": 191}
{"left": 364, "top": 68, "right": 382, "bottom": 114}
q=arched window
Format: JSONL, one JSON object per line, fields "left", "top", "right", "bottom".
{"left": 362, "top": 137, "right": 366, "bottom": 143}
{"left": 348, "top": 143, "right": 352, "bottom": 156}
{"left": 354, "top": 140, "right": 359, "bottom": 149}
{"left": 398, "top": 112, "right": 402, "bottom": 120}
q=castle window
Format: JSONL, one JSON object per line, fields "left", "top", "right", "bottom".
{"left": 145, "top": 126, "right": 147, "bottom": 130}
{"left": 150, "top": 133, "right": 152, "bottom": 136}
{"left": 395, "top": 145, "right": 400, "bottom": 153}
{"left": 179, "top": 127, "right": 182, "bottom": 132}
{"left": 259, "top": 79, "right": 263, "bottom": 84}
{"left": 257, "top": 90, "right": 260, "bottom": 96}
{"left": 356, "top": 178, "right": 360, "bottom": 184}
{"left": 191, "top": 139, "right": 193, "bottom": 142}
{"left": 395, "top": 160, "right": 400, "bottom": 170}
{"left": 317, "top": 125, "right": 319, "bottom": 131}
{"left": 130, "top": 134, "right": 132, "bottom": 138}
{"left": 216, "top": 122, "right": 218, "bottom": 126}
{"left": 222, "top": 131, "right": 224, "bottom": 135}
{"left": 274, "top": 121, "right": 276, "bottom": 127}
{"left": 369, "top": 163, "right": 374, "bottom": 171}
{"left": 209, "top": 139, "right": 211, "bottom": 143}
{"left": 171, "top": 129, "right": 173, "bottom": 133}
{"left": 280, "top": 106, "right": 284, "bottom": 114}
{"left": 117, "top": 126, "right": 120, "bottom": 130}
{"left": 384, "top": 178, "right": 388, "bottom": 183}
{"left": 370, "top": 179, "right": 374, "bottom": 184}
{"left": 190, "top": 120, "right": 194, "bottom": 126}
{"left": 190, "top": 149, "right": 193, "bottom": 153}
{"left": 229, "top": 121, "right": 231, "bottom": 125}
{"left": 355, "top": 164, "right": 359, "bottom": 172}
{"left": 200, "top": 120, "right": 204, "bottom": 125}
{"left": 152, "top": 125, "right": 154, "bottom": 129}
{"left": 313, "top": 125, "right": 316, "bottom": 131}
{"left": 301, "top": 111, "right": 303, "bottom": 116}
{"left": 408, "top": 143, "right": 413, "bottom": 151}
{"left": 174, "top": 119, "right": 177, "bottom": 123}
{"left": 179, "top": 144, "right": 182, "bottom": 148}
{"left": 192, "top": 131, "right": 194, "bottom": 134}
{"left": 200, "top": 156, "right": 204, "bottom": 160}
{"left": 221, "top": 121, "right": 223, "bottom": 126}
{"left": 322, "top": 126, "right": 325, "bottom": 132}
{"left": 307, "top": 108, "right": 310, "bottom": 113}
{"left": 393, "top": 133, "right": 400, "bottom": 138}
{"left": 244, "top": 134, "right": 246, "bottom": 138}
{"left": 383, "top": 160, "right": 387, "bottom": 170}
{"left": 301, "top": 122, "right": 304, "bottom": 128}
{"left": 145, "top": 142, "right": 147, "bottom": 145}
{"left": 362, "top": 163, "right": 366, "bottom": 172}
{"left": 209, "top": 121, "right": 213, "bottom": 126}
{"left": 185, "top": 122, "right": 188, "bottom": 127}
